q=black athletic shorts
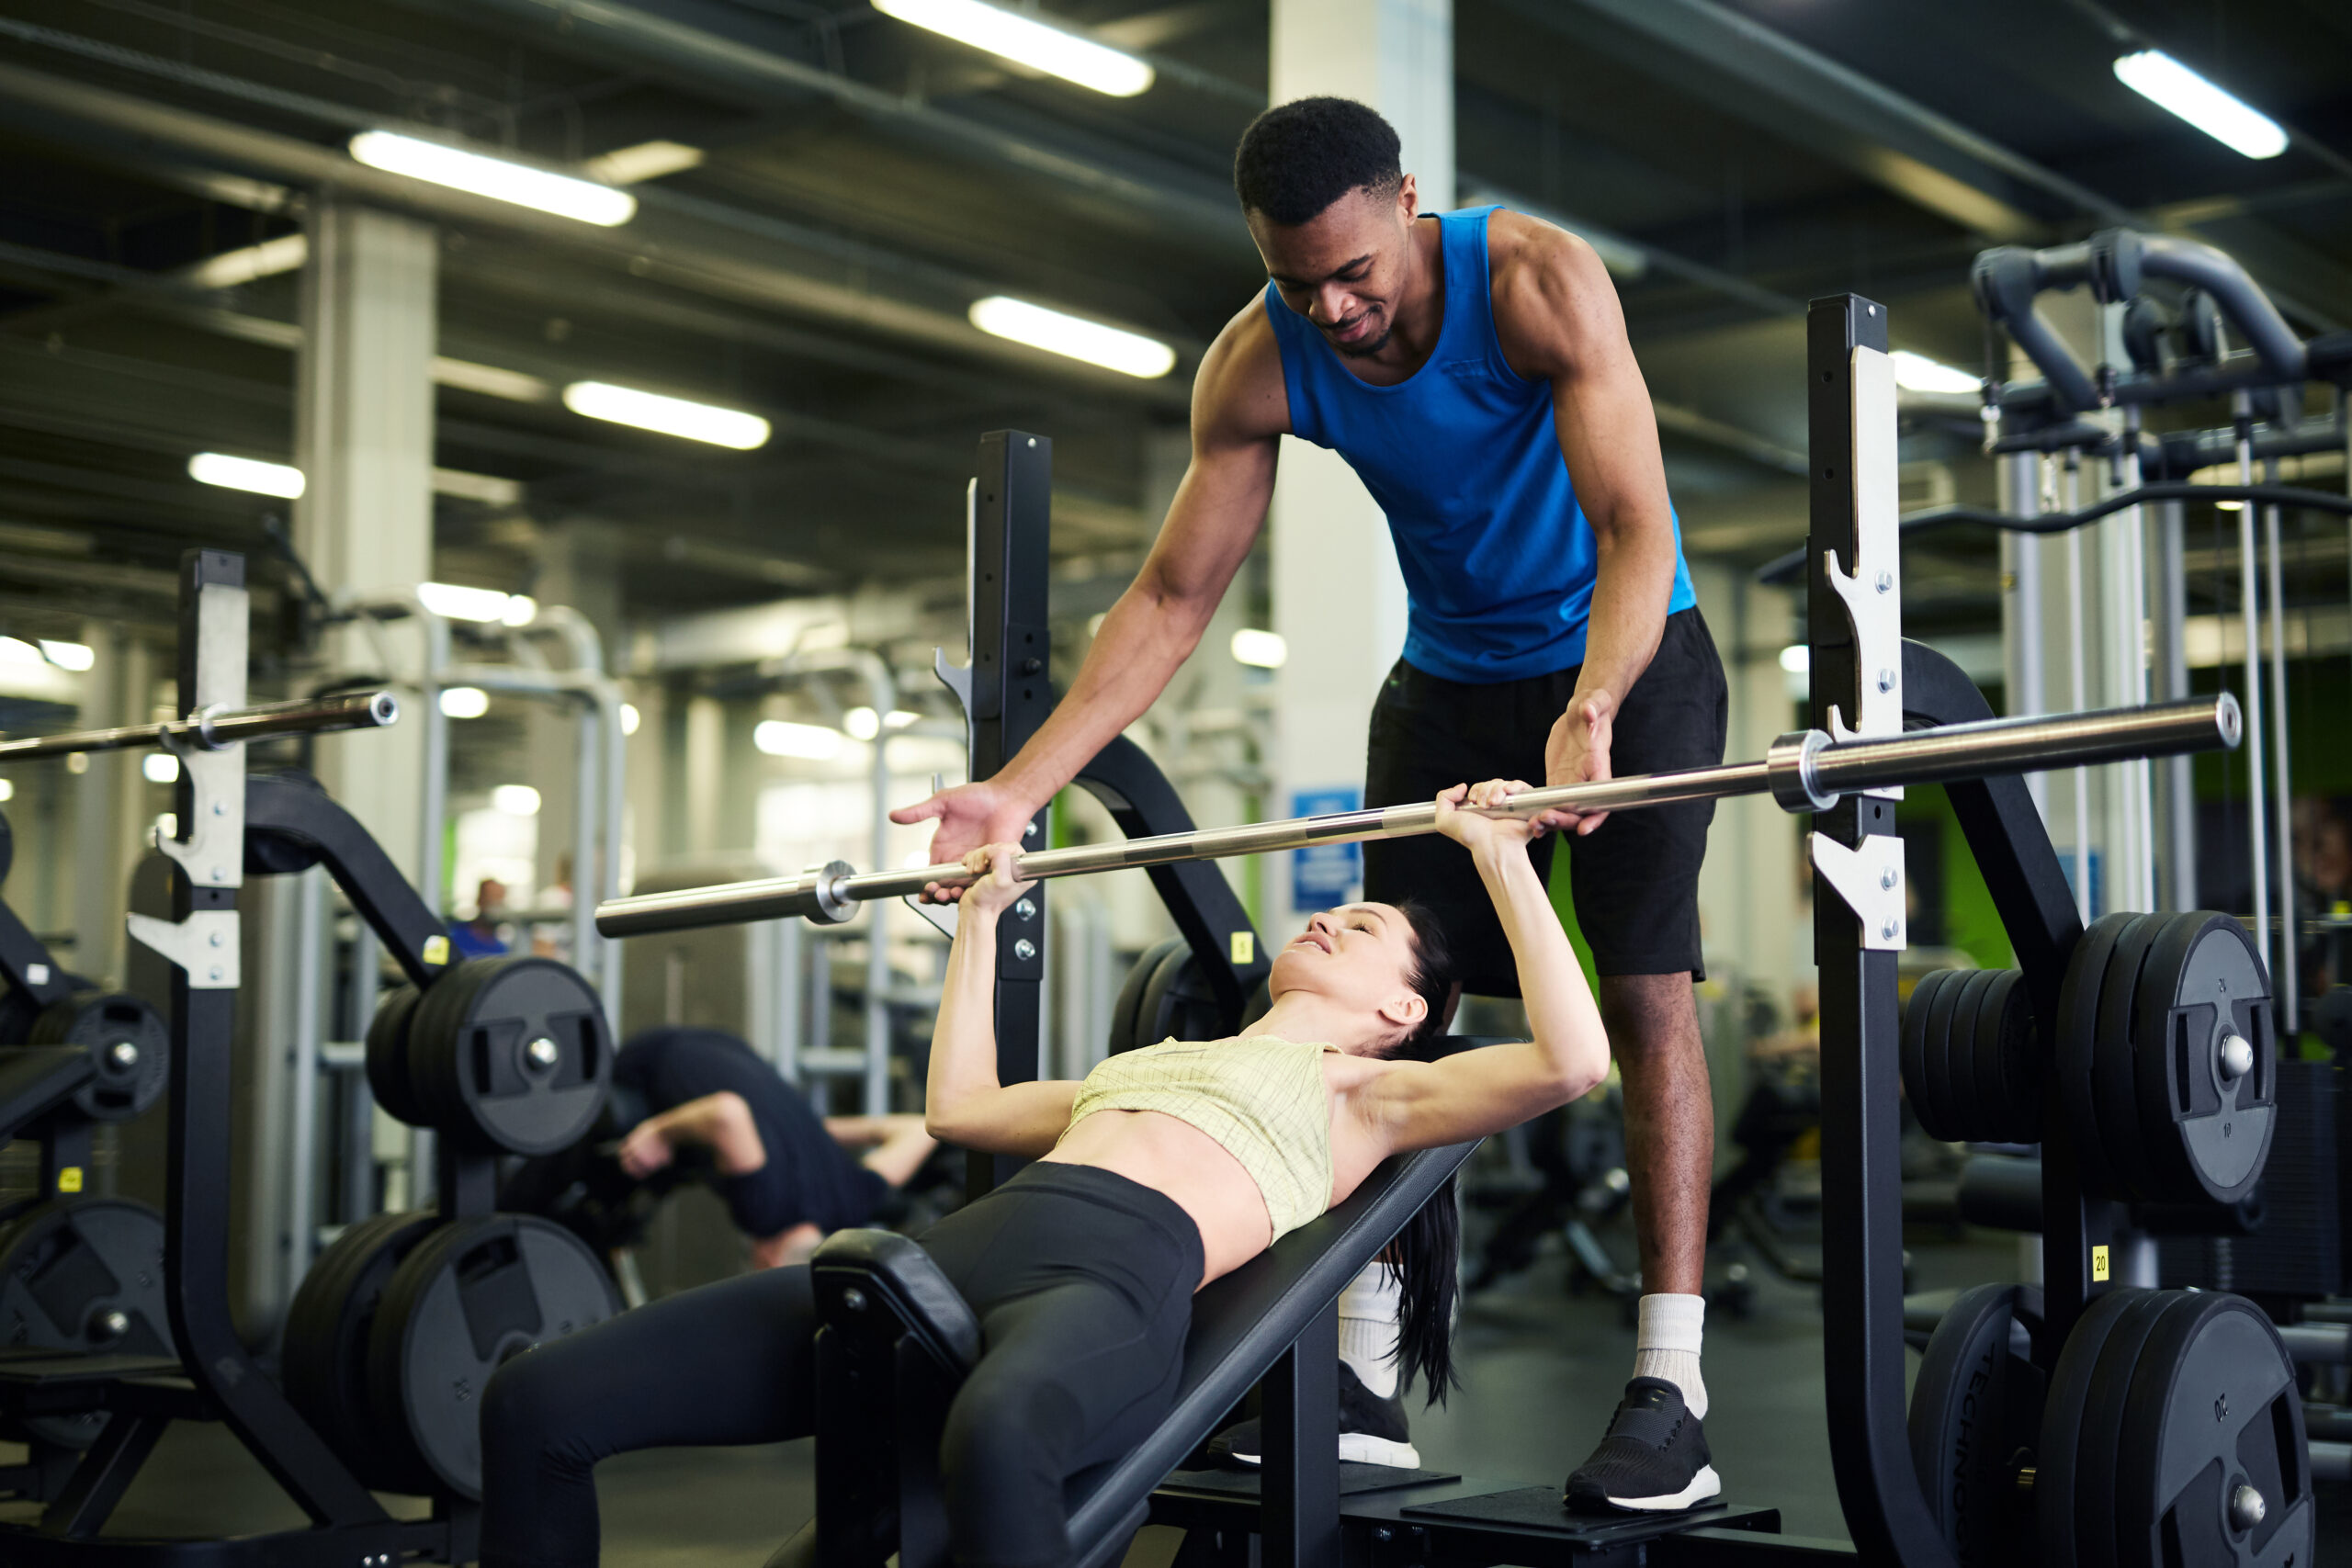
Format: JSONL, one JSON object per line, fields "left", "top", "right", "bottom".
{"left": 1362, "top": 606, "right": 1729, "bottom": 995}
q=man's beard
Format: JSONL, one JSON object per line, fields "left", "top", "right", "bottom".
{"left": 1328, "top": 320, "right": 1393, "bottom": 358}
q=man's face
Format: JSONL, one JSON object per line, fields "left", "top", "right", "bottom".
{"left": 1249, "top": 177, "right": 1419, "bottom": 358}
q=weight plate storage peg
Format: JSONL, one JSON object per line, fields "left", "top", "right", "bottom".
{"left": 1907, "top": 1282, "right": 2044, "bottom": 1566}
{"left": 365, "top": 1214, "right": 622, "bottom": 1498}
{"left": 2112, "top": 1291, "right": 2311, "bottom": 1568}
{"left": 408, "top": 957, "right": 612, "bottom": 1156}
{"left": 366, "top": 985, "right": 431, "bottom": 1127}
{"left": 28, "top": 989, "right": 169, "bottom": 1122}
{"left": 2130, "top": 912, "right": 2276, "bottom": 1206}
{"left": 281, "top": 1210, "right": 443, "bottom": 1490}
{"left": 0, "top": 1198, "right": 174, "bottom": 1449}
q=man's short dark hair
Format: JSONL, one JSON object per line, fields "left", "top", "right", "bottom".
{"left": 1233, "top": 96, "right": 1403, "bottom": 225}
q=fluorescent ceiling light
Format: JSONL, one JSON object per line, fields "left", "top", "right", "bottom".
{"left": 561, "top": 381, "right": 771, "bottom": 449}
{"left": 887, "top": 709, "right": 920, "bottom": 728}
{"left": 844, "top": 705, "right": 882, "bottom": 741}
{"left": 439, "top": 686, "right": 491, "bottom": 719}
{"left": 1888, "top": 350, "right": 1979, "bottom": 395}
{"left": 969, "top": 297, "right": 1175, "bottom": 378}
{"left": 40, "top": 640, "right": 93, "bottom": 671}
{"left": 1779, "top": 645, "right": 1811, "bottom": 674}
{"left": 492, "top": 784, "right": 542, "bottom": 817}
{"left": 348, "top": 130, "right": 638, "bottom": 225}
{"left": 183, "top": 232, "right": 307, "bottom": 289}
{"left": 417, "top": 581, "right": 516, "bottom": 622}
{"left": 0, "top": 637, "right": 41, "bottom": 664}
{"left": 620, "top": 703, "right": 642, "bottom": 736}
{"left": 432, "top": 468, "right": 524, "bottom": 506}
{"left": 189, "top": 451, "right": 304, "bottom": 498}
{"left": 0, "top": 780, "right": 12, "bottom": 803}
{"left": 753, "top": 719, "right": 842, "bottom": 761}
{"left": 2215, "top": 498, "right": 2245, "bottom": 511}
{"left": 142, "top": 752, "right": 180, "bottom": 784}
{"left": 582, "top": 140, "right": 707, "bottom": 185}
{"left": 434, "top": 357, "right": 551, "bottom": 402}
{"left": 2113, "top": 51, "right": 2286, "bottom": 160}
{"left": 1230, "top": 627, "right": 1288, "bottom": 669}
{"left": 502, "top": 594, "right": 537, "bottom": 628}
{"left": 874, "top": 0, "right": 1152, "bottom": 96}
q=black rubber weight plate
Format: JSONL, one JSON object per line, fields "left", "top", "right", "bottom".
{"left": 2037, "top": 1290, "right": 2139, "bottom": 1568}
{"left": 1902, "top": 971, "right": 1955, "bottom": 1137}
{"left": 1110, "top": 938, "right": 1181, "bottom": 1058}
{"left": 1972, "top": 971, "right": 2038, "bottom": 1146}
{"left": 2115, "top": 1292, "right": 2312, "bottom": 1568}
{"left": 0, "top": 1198, "right": 174, "bottom": 1449}
{"left": 1940, "top": 970, "right": 2000, "bottom": 1143}
{"left": 407, "top": 962, "right": 492, "bottom": 1140}
{"left": 366, "top": 986, "right": 428, "bottom": 1127}
{"left": 282, "top": 1211, "right": 444, "bottom": 1490}
{"left": 2093, "top": 914, "right": 2169, "bottom": 1203}
{"left": 2075, "top": 1289, "right": 2181, "bottom": 1568}
{"left": 2133, "top": 912, "right": 2276, "bottom": 1206}
{"left": 1909, "top": 1282, "right": 2042, "bottom": 1566}
{"left": 2056, "top": 914, "right": 2137, "bottom": 1201}
{"left": 1920, "top": 969, "right": 1975, "bottom": 1142}
{"left": 432, "top": 957, "right": 610, "bottom": 1156}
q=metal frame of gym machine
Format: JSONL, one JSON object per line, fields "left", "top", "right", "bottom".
{"left": 0, "top": 550, "right": 558, "bottom": 1565}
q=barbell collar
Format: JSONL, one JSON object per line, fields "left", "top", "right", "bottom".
{"left": 594, "top": 693, "right": 2241, "bottom": 939}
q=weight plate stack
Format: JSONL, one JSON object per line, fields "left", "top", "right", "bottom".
{"left": 2131, "top": 912, "right": 2276, "bottom": 1207}
{"left": 1902, "top": 970, "right": 1961, "bottom": 1139}
{"left": 2056, "top": 914, "right": 2141, "bottom": 1200}
{"left": 1971, "top": 971, "right": 2041, "bottom": 1145}
{"left": 2093, "top": 913, "right": 2173, "bottom": 1203}
{"left": 365, "top": 1213, "right": 622, "bottom": 1499}
{"left": 1908, "top": 1282, "right": 2044, "bottom": 1566}
{"left": 28, "top": 989, "right": 169, "bottom": 1122}
{"left": 407, "top": 957, "right": 612, "bottom": 1156}
{"left": 281, "top": 1210, "right": 443, "bottom": 1490}
{"left": 1136, "top": 941, "right": 1228, "bottom": 1052}
{"left": 0, "top": 1198, "right": 175, "bottom": 1449}
{"left": 366, "top": 986, "right": 430, "bottom": 1127}
{"left": 1940, "top": 971, "right": 2000, "bottom": 1142}
{"left": 2112, "top": 1292, "right": 2311, "bottom": 1568}
{"left": 0, "top": 967, "right": 96, "bottom": 1046}
{"left": 1110, "top": 938, "right": 1183, "bottom": 1058}
{"left": 2037, "top": 1288, "right": 2172, "bottom": 1568}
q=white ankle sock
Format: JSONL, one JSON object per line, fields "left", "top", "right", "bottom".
{"left": 1632, "top": 1293, "right": 1707, "bottom": 1419}
{"left": 1337, "top": 1262, "right": 1403, "bottom": 1400}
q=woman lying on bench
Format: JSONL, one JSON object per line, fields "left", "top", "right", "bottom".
{"left": 479, "top": 781, "right": 1611, "bottom": 1568}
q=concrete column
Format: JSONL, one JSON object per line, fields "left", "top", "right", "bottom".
{"left": 293, "top": 200, "right": 437, "bottom": 886}
{"left": 1263, "top": 0, "right": 1451, "bottom": 936}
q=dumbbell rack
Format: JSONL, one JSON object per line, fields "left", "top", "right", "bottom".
{"left": 0, "top": 552, "right": 481, "bottom": 1565}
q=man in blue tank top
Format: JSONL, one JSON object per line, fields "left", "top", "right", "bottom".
{"left": 896, "top": 98, "right": 1727, "bottom": 1511}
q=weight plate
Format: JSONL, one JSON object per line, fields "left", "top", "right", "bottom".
{"left": 1908, "top": 1282, "right": 2044, "bottom": 1566}
{"left": 2132, "top": 912, "right": 2276, "bottom": 1207}
{"left": 28, "top": 990, "right": 168, "bottom": 1123}
{"left": 2114, "top": 1292, "right": 2311, "bottom": 1568}
{"left": 1972, "top": 971, "right": 2041, "bottom": 1146}
{"left": 1918, "top": 967, "right": 1975, "bottom": 1142}
{"left": 366, "top": 986, "right": 430, "bottom": 1127}
{"left": 1137, "top": 942, "right": 1227, "bottom": 1051}
{"left": 2093, "top": 915, "right": 2169, "bottom": 1202}
{"left": 0, "top": 968, "right": 96, "bottom": 1047}
{"left": 1111, "top": 938, "right": 1182, "bottom": 1057}
{"left": 2057, "top": 914, "right": 2138, "bottom": 1201}
{"left": 367, "top": 1213, "right": 622, "bottom": 1499}
{"left": 409, "top": 958, "right": 612, "bottom": 1156}
{"left": 2075, "top": 1289, "right": 2179, "bottom": 1568}
{"left": 281, "top": 1210, "right": 442, "bottom": 1489}
{"left": 2037, "top": 1289, "right": 2139, "bottom": 1568}
{"left": 1901, "top": 970, "right": 1955, "bottom": 1136}
{"left": 1940, "top": 970, "right": 2000, "bottom": 1143}
{"left": 0, "top": 1198, "right": 174, "bottom": 1449}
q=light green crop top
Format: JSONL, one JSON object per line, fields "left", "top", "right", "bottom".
{"left": 1064, "top": 1035, "right": 1339, "bottom": 1242}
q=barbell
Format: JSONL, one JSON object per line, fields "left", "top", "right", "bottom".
{"left": 595, "top": 693, "right": 2241, "bottom": 939}
{"left": 0, "top": 690, "right": 399, "bottom": 761}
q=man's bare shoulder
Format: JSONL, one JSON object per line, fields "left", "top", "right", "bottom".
{"left": 1484, "top": 209, "right": 1623, "bottom": 380}
{"left": 1194, "top": 295, "right": 1290, "bottom": 443}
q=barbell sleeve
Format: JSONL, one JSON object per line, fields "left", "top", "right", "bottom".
{"left": 594, "top": 693, "right": 2240, "bottom": 939}
{"left": 0, "top": 690, "right": 400, "bottom": 762}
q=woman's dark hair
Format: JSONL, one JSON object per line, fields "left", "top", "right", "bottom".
{"left": 1379, "top": 898, "right": 1461, "bottom": 1405}
{"left": 1232, "top": 96, "right": 1403, "bottom": 226}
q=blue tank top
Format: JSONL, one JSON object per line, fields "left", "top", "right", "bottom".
{"left": 1263, "top": 206, "right": 1697, "bottom": 682}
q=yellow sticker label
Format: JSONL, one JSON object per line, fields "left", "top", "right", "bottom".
{"left": 57, "top": 1167, "right": 83, "bottom": 1193}
{"left": 1230, "top": 931, "right": 1254, "bottom": 966}
{"left": 422, "top": 934, "right": 450, "bottom": 966}
{"left": 2091, "top": 1245, "right": 2110, "bottom": 1282}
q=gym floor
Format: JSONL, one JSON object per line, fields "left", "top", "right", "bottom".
{"left": 5, "top": 1227, "right": 2344, "bottom": 1562}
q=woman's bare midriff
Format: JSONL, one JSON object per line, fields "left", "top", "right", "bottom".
{"left": 1039, "top": 1109, "right": 1276, "bottom": 1288}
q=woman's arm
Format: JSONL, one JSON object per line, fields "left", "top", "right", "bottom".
{"left": 922, "top": 843, "right": 1082, "bottom": 1156}
{"left": 1361, "top": 781, "right": 1612, "bottom": 1150}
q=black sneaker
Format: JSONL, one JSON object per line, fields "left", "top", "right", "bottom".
{"left": 1208, "top": 1361, "right": 1421, "bottom": 1468}
{"left": 1563, "top": 1377, "right": 1720, "bottom": 1512}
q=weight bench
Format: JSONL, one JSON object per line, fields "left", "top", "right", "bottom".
{"left": 792, "top": 1136, "right": 1482, "bottom": 1568}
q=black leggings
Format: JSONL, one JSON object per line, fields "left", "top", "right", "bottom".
{"left": 479, "top": 1164, "right": 1204, "bottom": 1568}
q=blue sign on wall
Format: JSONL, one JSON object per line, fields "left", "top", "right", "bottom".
{"left": 1290, "top": 786, "right": 1363, "bottom": 909}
